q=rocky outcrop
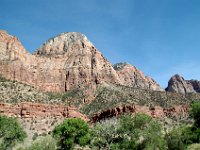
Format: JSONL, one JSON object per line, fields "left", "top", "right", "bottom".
{"left": 0, "top": 30, "right": 162, "bottom": 93}
{"left": 114, "top": 63, "right": 163, "bottom": 91}
{"left": 166, "top": 74, "right": 200, "bottom": 94}
{"left": 0, "top": 102, "right": 88, "bottom": 137}
{"left": 91, "top": 104, "right": 189, "bottom": 122}
{"left": 0, "top": 102, "right": 88, "bottom": 121}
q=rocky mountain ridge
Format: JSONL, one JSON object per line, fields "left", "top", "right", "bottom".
{"left": 1, "top": 29, "right": 200, "bottom": 95}
{"left": 166, "top": 74, "right": 200, "bottom": 94}
{"left": 0, "top": 30, "right": 163, "bottom": 93}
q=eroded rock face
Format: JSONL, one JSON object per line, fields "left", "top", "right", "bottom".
{"left": 0, "top": 102, "right": 88, "bottom": 121}
{"left": 114, "top": 63, "right": 163, "bottom": 91}
{"left": 166, "top": 74, "right": 200, "bottom": 94}
{"left": 0, "top": 30, "right": 35, "bottom": 85}
{"left": 91, "top": 104, "right": 189, "bottom": 122}
{"left": 0, "top": 30, "right": 30, "bottom": 62}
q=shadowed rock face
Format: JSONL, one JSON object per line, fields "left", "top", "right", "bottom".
{"left": 166, "top": 74, "right": 200, "bottom": 94}
{"left": 0, "top": 30, "right": 163, "bottom": 92}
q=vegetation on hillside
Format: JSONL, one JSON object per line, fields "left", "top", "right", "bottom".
{"left": 90, "top": 113, "right": 167, "bottom": 150}
{"left": 0, "top": 77, "right": 84, "bottom": 105}
{"left": 0, "top": 77, "right": 91, "bottom": 107}
{"left": 47, "top": 87, "right": 87, "bottom": 107}
{"left": 2, "top": 77, "right": 200, "bottom": 149}
{"left": 113, "top": 62, "right": 129, "bottom": 71}
{"left": 81, "top": 85, "right": 200, "bottom": 117}
{"left": 0, "top": 76, "right": 10, "bottom": 82}
{"left": 4, "top": 102, "right": 200, "bottom": 150}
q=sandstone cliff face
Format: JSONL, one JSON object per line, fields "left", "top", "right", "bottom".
{"left": 0, "top": 30, "right": 162, "bottom": 92}
{"left": 166, "top": 74, "right": 200, "bottom": 94}
{"left": 0, "top": 30, "right": 29, "bottom": 62}
{"left": 114, "top": 63, "right": 163, "bottom": 91}
{"left": 0, "top": 31, "right": 121, "bottom": 92}
{"left": 33, "top": 32, "right": 121, "bottom": 91}
{"left": 0, "top": 30, "right": 35, "bottom": 85}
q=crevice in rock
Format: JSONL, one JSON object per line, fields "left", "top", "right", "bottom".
{"left": 66, "top": 71, "right": 69, "bottom": 80}
{"left": 65, "top": 82, "right": 67, "bottom": 92}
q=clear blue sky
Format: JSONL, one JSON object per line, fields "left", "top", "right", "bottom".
{"left": 1, "top": 0, "right": 200, "bottom": 88}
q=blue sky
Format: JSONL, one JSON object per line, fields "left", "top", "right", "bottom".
{"left": 1, "top": 0, "right": 200, "bottom": 88}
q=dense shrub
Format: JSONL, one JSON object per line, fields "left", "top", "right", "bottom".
{"left": 0, "top": 76, "right": 9, "bottom": 82}
{"left": 190, "top": 102, "right": 200, "bottom": 127}
{"left": 21, "top": 135, "right": 57, "bottom": 150}
{"left": 187, "top": 143, "right": 200, "bottom": 150}
{"left": 0, "top": 115, "right": 26, "bottom": 149}
{"left": 118, "top": 113, "right": 167, "bottom": 150}
{"left": 53, "top": 118, "right": 90, "bottom": 150}
{"left": 165, "top": 125, "right": 189, "bottom": 150}
{"left": 91, "top": 113, "right": 167, "bottom": 150}
{"left": 90, "top": 118, "right": 120, "bottom": 149}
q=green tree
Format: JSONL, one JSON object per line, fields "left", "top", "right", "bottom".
{"left": 190, "top": 102, "right": 200, "bottom": 127}
{"left": 0, "top": 115, "right": 26, "bottom": 150}
{"left": 53, "top": 118, "right": 90, "bottom": 150}
{"left": 165, "top": 125, "right": 189, "bottom": 150}
{"left": 139, "top": 119, "right": 167, "bottom": 150}
{"left": 118, "top": 113, "right": 167, "bottom": 150}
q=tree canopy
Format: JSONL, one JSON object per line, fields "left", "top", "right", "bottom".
{"left": 53, "top": 118, "right": 90, "bottom": 150}
{"left": 0, "top": 115, "right": 26, "bottom": 150}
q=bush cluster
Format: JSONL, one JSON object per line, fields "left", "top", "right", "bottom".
{"left": 52, "top": 102, "right": 200, "bottom": 149}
